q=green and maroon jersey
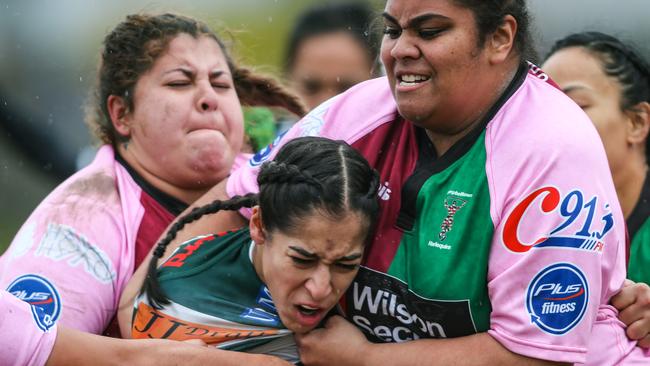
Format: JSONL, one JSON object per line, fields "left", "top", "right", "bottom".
{"left": 132, "top": 229, "right": 298, "bottom": 364}
{"left": 227, "top": 64, "right": 648, "bottom": 363}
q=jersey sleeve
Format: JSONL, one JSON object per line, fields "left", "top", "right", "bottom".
{"left": 227, "top": 77, "right": 397, "bottom": 219}
{"left": 0, "top": 289, "right": 58, "bottom": 366}
{"left": 484, "top": 76, "right": 628, "bottom": 363}
{"left": 0, "top": 147, "right": 138, "bottom": 334}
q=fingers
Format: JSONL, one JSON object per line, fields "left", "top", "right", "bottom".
{"left": 611, "top": 281, "right": 641, "bottom": 311}
{"left": 637, "top": 334, "right": 650, "bottom": 349}
{"left": 612, "top": 282, "right": 650, "bottom": 314}
{"left": 626, "top": 317, "right": 650, "bottom": 340}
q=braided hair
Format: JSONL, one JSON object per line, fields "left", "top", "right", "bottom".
{"left": 546, "top": 31, "right": 650, "bottom": 161}
{"left": 142, "top": 136, "right": 380, "bottom": 309}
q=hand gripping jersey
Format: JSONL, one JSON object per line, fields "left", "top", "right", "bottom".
{"left": 627, "top": 170, "right": 650, "bottom": 285}
{"left": 0, "top": 289, "right": 57, "bottom": 366}
{"left": 228, "top": 64, "right": 649, "bottom": 364}
{"left": 0, "top": 145, "right": 187, "bottom": 335}
{"left": 132, "top": 229, "right": 298, "bottom": 364}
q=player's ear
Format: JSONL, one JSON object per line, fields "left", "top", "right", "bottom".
{"left": 249, "top": 206, "right": 267, "bottom": 245}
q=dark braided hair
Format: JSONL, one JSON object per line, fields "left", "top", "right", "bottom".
{"left": 142, "top": 136, "right": 380, "bottom": 309}
{"left": 546, "top": 31, "right": 650, "bottom": 161}
{"left": 452, "top": 0, "right": 536, "bottom": 61}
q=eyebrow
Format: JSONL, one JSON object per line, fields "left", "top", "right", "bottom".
{"left": 163, "top": 67, "right": 226, "bottom": 79}
{"left": 562, "top": 85, "right": 590, "bottom": 94}
{"left": 289, "top": 246, "right": 363, "bottom": 262}
{"left": 382, "top": 12, "right": 451, "bottom": 28}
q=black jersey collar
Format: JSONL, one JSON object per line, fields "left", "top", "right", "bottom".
{"left": 396, "top": 62, "right": 529, "bottom": 231}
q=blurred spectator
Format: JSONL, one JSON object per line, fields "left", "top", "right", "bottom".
{"left": 283, "top": 2, "right": 381, "bottom": 112}
{"left": 543, "top": 32, "right": 650, "bottom": 284}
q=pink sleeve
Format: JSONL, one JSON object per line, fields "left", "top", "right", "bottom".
{"left": 485, "top": 76, "right": 628, "bottom": 363}
{"left": 227, "top": 77, "right": 397, "bottom": 218}
{"left": 0, "top": 289, "right": 58, "bottom": 366}
{"left": 0, "top": 146, "right": 140, "bottom": 334}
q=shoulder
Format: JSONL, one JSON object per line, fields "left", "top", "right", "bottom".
{"left": 291, "top": 77, "right": 399, "bottom": 144}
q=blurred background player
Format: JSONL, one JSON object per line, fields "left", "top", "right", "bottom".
{"left": 543, "top": 31, "right": 650, "bottom": 285}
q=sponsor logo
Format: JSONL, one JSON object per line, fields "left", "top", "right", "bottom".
{"left": 240, "top": 286, "right": 281, "bottom": 326}
{"left": 527, "top": 62, "right": 549, "bottom": 81}
{"left": 7, "top": 274, "right": 61, "bottom": 331}
{"left": 249, "top": 131, "right": 287, "bottom": 167}
{"left": 346, "top": 267, "right": 476, "bottom": 343}
{"left": 36, "top": 223, "right": 117, "bottom": 284}
{"left": 133, "top": 302, "right": 286, "bottom": 344}
{"left": 377, "top": 181, "right": 392, "bottom": 201}
{"left": 503, "top": 187, "right": 613, "bottom": 253}
{"left": 526, "top": 263, "right": 588, "bottom": 335}
{"left": 438, "top": 193, "right": 469, "bottom": 241}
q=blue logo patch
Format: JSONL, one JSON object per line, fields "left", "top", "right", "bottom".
{"left": 249, "top": 131, "right": 287, "bottom": 167}
{"left": 240, "top": 285, "right": 281, "bottom": 326}
{"left": 526, "top": 263, "right": 588, "bottom": 335}
{"left": 7, "top": 274, "right": 61, "bottom": 331}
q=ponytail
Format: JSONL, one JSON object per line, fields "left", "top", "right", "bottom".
{"left": 233, "top": 66, "right": 307, "bottom": 118}
{"left": 142, "top": 193, "right": 257, "bottom": 309}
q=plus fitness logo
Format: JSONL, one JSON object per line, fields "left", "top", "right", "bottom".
{"left": 7, "top": 274, "right": 61, "bottom": 331}
{"left": 502, "top": 187, "right": 614, "bottom": 253}
{"left": 526, "top": 263, "right": 588, "bottom": 335}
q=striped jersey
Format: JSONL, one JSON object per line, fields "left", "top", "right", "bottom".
{"left": 132, "top": 229, "right": 298, "bottom": 363}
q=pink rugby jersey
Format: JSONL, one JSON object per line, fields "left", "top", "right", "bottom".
{"left": 0, "top": 145, "right": 187, "bottom": 335}
{"left": 0, "top": 289, "right": 57, "bottom": 366}
{"left": 227, "top": 64, "right": 649, "bottom": 364}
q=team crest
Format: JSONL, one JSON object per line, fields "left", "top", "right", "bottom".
{"left": 439, "top": 195, "right": 467, "bottom": 241}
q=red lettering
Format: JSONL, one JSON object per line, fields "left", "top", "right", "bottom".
{"left": 503, "top": 187, "right": 560, "bottom": 253}
{"left": 162, "top": 235, "right": 215, "bottom": 268}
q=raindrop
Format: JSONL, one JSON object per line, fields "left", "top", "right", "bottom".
{"left": 79, "top": 76, "right": 83, "bottom": 82}
{"left": 268, "top": 16, "right": 273, "bottom": 23}
{"left": 336, "top": 76, "right": 341, "bottom": 83}
{"left": 35, "top": 95, "right": 39, "bottom": 100}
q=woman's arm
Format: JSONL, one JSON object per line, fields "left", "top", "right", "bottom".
{"left": 296, "top": 316, "right": 567, "bottom": 366}
{"left": 117, "top": 179, "right": 246, "bottom": 336}
{"left": 47, "top": 326, "right": 290, "bottom": 366}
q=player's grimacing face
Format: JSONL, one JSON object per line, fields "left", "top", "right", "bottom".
{"left": 251, "top": 209, "right": 367, "bottom": 334}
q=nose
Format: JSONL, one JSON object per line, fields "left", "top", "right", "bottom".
{"left": 196, "top": 81, "right": 219, "bottom": 112}
{"left": 390, "top": 33, "right": 420, "bottom": 60}
{"left": 305, "top": 264, "right": 333, "bottom": 301}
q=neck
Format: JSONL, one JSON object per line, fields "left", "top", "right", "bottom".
{"left": 251, "top": 243, "right": 266, "bottom": 283}
{"left": 614, "top": 156, "right": 648, "bottom": 219}
{"left": 426, "top": 60, "right": 520, "bottom": 156}
{"left": 116, "top": 144, "right": 208, "bottom": 205}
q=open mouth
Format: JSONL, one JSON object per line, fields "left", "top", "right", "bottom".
{"left": 296, "top": 304, "right": 320, "bottom": 316}
{"left": 398, "top": 74, "right": 430, "bottom": 87}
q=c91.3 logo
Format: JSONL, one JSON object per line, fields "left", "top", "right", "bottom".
{"left": 503, "top": 187, "right": 613, "bottom": 253}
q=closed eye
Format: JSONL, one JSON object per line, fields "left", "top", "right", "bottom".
{"left": 382, "top": 26, "right": 401, "bottom": 39}
{"left": 418, "top": 28, "right": 445, "bottom": 39}
{"left": 335, "top": 262, "right": 359, "bottom": 271}
{"left": 291, "top": 256, "right": 315, "bottom": 267}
